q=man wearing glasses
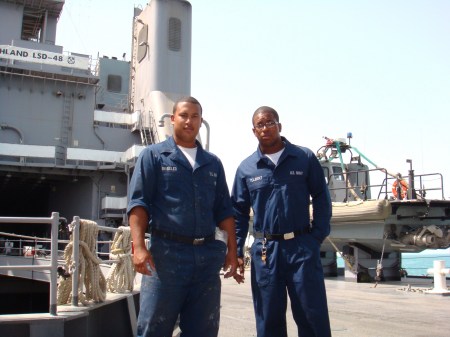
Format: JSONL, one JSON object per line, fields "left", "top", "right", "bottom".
{"left": 231, "top": 106, "right": 332, "bottom": 337}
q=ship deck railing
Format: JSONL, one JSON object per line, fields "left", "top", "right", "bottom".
{"left": 327, "top": 167, "right": 445, "bottom": 202}
{"left": 0, "top": 214, "right": 144, "bottom": 316}
{"left": 0, "top": 213, "right": 60, "bottom": 315}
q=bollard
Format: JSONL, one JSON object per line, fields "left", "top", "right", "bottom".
{"left": 426, "top": 260, "right": 450, "bottom": 295}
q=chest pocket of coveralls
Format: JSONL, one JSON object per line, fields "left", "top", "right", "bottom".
{"left": 247, "top": 176, "right": 271, "bottom": 201}
{"left": 159, "top": 165, "right": 190, "bottom": 213}
{"left": 281, "top": 173, "right": 309, "bottom": 206}
{"left": 196, "top": 170, "right": 217, "bottom": 211}
{"left": 247, "top": 175, "right": 272, "bottom": 229}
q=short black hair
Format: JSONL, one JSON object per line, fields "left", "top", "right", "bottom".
{"left": 252, "top": 106, "right": 279, "bottom": 125}
{"left": 173, "top": 96, "right": 203, "bottom": 115}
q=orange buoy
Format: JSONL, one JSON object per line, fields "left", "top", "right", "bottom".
{"left": 392, "top": 179, "right": 408, "bottom": 199}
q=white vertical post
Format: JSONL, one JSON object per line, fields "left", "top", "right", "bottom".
{"left": 49, "top": 212, "right": 59, "bottom": 315}
{"left": 426, "top": 260, "right": 450, "bottom": 295}
{"left": 72, "top": 216, "right": 80, "bottom": 306}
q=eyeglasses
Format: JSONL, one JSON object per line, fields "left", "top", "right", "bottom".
{"left": 254, "top": 121, "right": 279, "bottom": 130}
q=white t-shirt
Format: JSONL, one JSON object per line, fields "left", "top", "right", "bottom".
{"left": 265, "top": 147, "right": 285, "bottom": 165}
{"left": 178, "top": 145, "right": 198, "bottom": 168}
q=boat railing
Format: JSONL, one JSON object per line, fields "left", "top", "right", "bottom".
{"left": 327, "top": 167, "right": 390, "bottom": 202}
{"left": 327, "top": 167, "right": 445, "bottom": 201}
{"left": 0, "top": 212, "right": 60, "bottom": 316}
{"left": 0, "top": 234, "right": 113, "bottom": 260}
{"left": 0, "top": 214, "right": 145, "bottom": 316}
{"left": 0, "top": 235, "right": 53, "bottom": 258}
{"left": 380, "top": 172, "right": 445, "bottom": 200}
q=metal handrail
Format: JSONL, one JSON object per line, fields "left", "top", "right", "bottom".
{"left": 327, "top": 167, "right": 389, "bottom": 201}
{"left": 0, "top": 212, "right": 60, "bottom": 316}
{"left": 0, "top": 215, "right": 148, "bottom": 313}
{"left": 327, "top": 167, "right": 445, "bottom": 201}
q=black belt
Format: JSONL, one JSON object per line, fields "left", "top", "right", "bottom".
{"left": 253, "top": 228, "right": 310, "bottom": 241}
{"left": 151, "top": 228, "right": 215, "bottom": 245}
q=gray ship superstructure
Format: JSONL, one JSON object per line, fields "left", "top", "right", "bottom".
{"left": 0, "top": 0, "right": 193, "bottom": 237}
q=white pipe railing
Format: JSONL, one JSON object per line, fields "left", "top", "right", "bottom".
{"left": 71, "top": 216, "right": 80, "bottom": 306}
{"left": 0, "top": 215, "right": 148, "bottom": 312}
{"left": 0, "top": 212, "right": 60, "bottom": 316}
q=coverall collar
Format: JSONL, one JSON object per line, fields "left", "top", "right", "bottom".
{"left": 161, "top": 136, "right": 211, "bottom": 171}
{"left": 256, "top": 136, "right": 296, "bottom": 166}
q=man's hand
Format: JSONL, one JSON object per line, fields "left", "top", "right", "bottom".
{"left": 224, "top": 256, "right": 245, "bottom": 284}
{"left": 223, "top": 249, "right": 238, "bottom": 280}
{"left": 218, "top": 216, "right": 244, "bottom": 284}
{"left": 129, "top": 207, "right": 154, "bottom": 275}
{"left": 133, "top": 245, "right": 155, "bottom": 275}
{"left": 233, "top": 257, "right": 245, "bottom": 284}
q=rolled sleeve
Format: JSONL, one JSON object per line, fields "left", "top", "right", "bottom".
{"left": 127, "top": 148, "right": 155, "bottom": 217}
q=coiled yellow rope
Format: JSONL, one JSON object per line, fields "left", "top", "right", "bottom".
{"left": 106, "top": 226, "right": 135, "bottom": 293}
{"left": 57, "top": 219, "right": 106, "bottom": 305}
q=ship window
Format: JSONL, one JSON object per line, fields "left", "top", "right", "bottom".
{"left": 332, "top": 166, "right": 344, "bottom": 181}
{"left": 322, "top": 167, "right": 329, "bottom": 184}
{"left": 107, "top": 75, "right": 122, "bottom": 93}
{"left": 168, "top": 17, "right": 181, "bottom": 51}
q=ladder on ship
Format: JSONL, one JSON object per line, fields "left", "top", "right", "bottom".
{"left": 139, "top": 109, "right": 160, "bottom": 146}
{"left": 56, "top": 91, "right": 73, "bottom": 165}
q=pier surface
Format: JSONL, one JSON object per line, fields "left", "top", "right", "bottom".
{"left": 1, "top": 270, "right": 449, "bottom": 337}
{"left": 218, "top": 272, "right": 450, "bottom": 337}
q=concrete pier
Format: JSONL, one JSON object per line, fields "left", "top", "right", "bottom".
{"left": 1, "top": 271, "right": 449, "bottom": 337}
{"left": 218, "top": 271, "right": 450, "bottom": 337}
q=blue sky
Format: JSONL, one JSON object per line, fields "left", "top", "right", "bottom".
{"left": 57, "top": 0, "right": 450, "bottom": 197}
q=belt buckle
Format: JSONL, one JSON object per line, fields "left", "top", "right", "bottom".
{"left": 193, "top": 238, "right": 205, "bottom": 245}
{"left": 283, "top": 232, "right": 295, "bottom": 240}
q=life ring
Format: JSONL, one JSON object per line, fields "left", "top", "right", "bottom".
{"left": 392, "top": 179, "right": 408, "bottom": 199}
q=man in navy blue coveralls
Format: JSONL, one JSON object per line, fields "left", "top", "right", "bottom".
{"left": 128, "top": 96, "right": 239, "bottom": 337}
{"left": 232, "top": 106, "right": 332, "bottom": 337}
